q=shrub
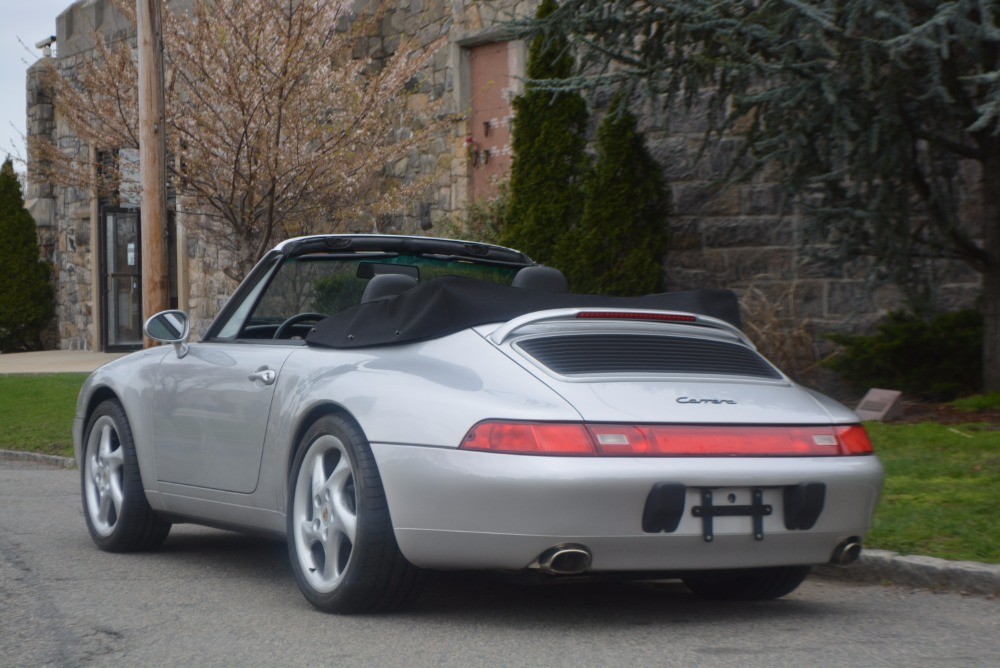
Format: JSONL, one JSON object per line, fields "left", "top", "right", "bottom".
{"left": 500, "top": 0, "right": 589, "bottom": 265}
{"left": 739, "top": 281, "right": 819, "bottom": 382}
{"left": 436, "top": 179, "right": 509, "bottom": 245}
{"left": 950, "top": 393, "right": 1000, "bottom": 413}
{"left": 555, "top": 97, "right": 668, "bottom": 295}
{"left": 824, "top": 310, "right": 982, "bottom": 400}
{"left": 0, "top": 158, "right": 54, "bottom": 352}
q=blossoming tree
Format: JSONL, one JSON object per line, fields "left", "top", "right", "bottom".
{"left": 33, "top": 0, "right": 445, "bottom": 276}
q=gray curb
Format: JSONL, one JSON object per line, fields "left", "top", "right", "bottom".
{"left": 0, "top": 449, "right": 75, "bottom": 469}
{"left": 814, "top": 549, "right": 999, "bottom": 598}
{"left": 2, "top": 451, "right": 995, "bottom": 598}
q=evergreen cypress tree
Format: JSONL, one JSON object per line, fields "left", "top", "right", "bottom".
{"left": 0, "top": 159, "right": 54, "bottom": 352}
{"left": 500, "top": 0, "right": 589, "bottom": 265}
{"left": 556, "top": 98, "right": 668, "bottom": 295}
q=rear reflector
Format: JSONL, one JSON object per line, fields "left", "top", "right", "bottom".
{"left": 460, "top": 421, "right": 874, "bottom": 456}
{"left": 835, "top": 425, "right": 875, "bottom": 455}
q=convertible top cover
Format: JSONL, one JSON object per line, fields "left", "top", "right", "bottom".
{"left": 306, "top": 276, "right": 741, "bottom": 349}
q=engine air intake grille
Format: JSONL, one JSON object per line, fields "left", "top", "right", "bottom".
{"left": 516, "top": 334, "right": 781, "bottom": 379}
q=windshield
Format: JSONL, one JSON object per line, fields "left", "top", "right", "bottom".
{"left": 214, "top": 252, "right": 524, "bottom": 341}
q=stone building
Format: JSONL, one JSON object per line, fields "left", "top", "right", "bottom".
{"left": 27, "top": 0, "right": 981, "bottom": 362}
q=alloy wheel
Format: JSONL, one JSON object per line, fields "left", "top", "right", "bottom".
{"left": 83, "top": 416, "right": 125, "bottom": 537}
{"left": 292, "top": 434, "right": 358, "bottom": 593}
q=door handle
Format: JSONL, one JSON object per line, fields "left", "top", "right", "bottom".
{"left": 248, "top": 368, "right": 276, "bottom": 385}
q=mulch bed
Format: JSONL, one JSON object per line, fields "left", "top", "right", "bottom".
{"left": 891, "top": 401, "right": 1000, "bottom": 426}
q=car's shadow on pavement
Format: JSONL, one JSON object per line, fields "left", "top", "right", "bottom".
{"left": 147, "top": 525, "right": 825, "bottom": 623}
{"left": 411, "top": 571, "right": 824, "bottom": 624}
{"left": 154, "top": 525, "right": 292, "bottom": 580}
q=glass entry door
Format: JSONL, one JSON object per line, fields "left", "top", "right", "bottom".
{"left": 102, "top": 209, "right": 143, "bottom": 350}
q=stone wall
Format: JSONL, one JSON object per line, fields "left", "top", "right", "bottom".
{"left": 177, "top": 198, "right": 241, "bottom": 340}
{"left": 26, "top": 48, "right": 97, "bottom": 351}
{"left": 24, "top": 59, "right": 61, "bottom": 350}
{"left": 378, "top": 0, "right": 536, "bottom": 230}
{"left": 640, "top": 114, "right": 982, "bottom": 359}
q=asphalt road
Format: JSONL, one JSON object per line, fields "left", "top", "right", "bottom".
{"left": 2, "top": 463, "right": 997, "bottom": 667}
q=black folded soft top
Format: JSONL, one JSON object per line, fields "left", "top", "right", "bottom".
{"left": 306, "top": 276, "right": 741, "bottom": 349}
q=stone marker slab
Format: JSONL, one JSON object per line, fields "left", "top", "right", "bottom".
{"left": 855, "top": 388, "right": 903, "bottom": 421}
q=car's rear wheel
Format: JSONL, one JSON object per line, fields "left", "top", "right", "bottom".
{"left": 681, "top": 565, "right": 811, "bottom": 600}
{"left": 287, "top": 413, "right": 421, "bottom": 613}
{"left": 82, "top": 399, "right": 171, "bottom": 551}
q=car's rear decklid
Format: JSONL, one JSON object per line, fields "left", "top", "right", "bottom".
{"left": 482, "top": 308, "right": 854, "bottom": 426}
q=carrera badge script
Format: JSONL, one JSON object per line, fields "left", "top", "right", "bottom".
{"left": 676, "top": 397, "right": 737, "bottom": 405}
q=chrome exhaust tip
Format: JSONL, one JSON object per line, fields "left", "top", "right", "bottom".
{"left": 537, "top": 544, "right": 592, "bottom": 575}
{"left": 830, "top": 539, "right": 863, "bottom": 565}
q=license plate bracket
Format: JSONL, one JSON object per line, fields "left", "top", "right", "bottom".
{"left": 691, "top": 488, "right": 772, "bottom": 542}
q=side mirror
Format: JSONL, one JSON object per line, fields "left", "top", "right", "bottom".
{"left": 144, "top": 310, "right": 191, "bottom": 358}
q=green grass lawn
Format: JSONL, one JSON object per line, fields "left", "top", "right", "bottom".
{"left": 0, "top": 373, "right": 86, "bottom": 457}
{"left": 1, "top": 373, "right": 996, "bottom": 563}
{"left": 864, "top": 421, "right": 999, "bottom": 563}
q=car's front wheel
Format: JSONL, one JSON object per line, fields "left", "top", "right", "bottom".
{"left": 681, "top": 565, "right": 811, "bottom": 600}
{"left": 287, "top": 413, "right": 421, "bottom": 613}
{"left": 82, "top": 399, "right": 171, "bottom": 551}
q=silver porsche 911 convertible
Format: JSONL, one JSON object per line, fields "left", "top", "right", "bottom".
{"left": 74, "top": 234, "right": 883, "bottom": 613}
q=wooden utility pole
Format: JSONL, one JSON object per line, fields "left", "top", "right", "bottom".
{"left": 137, "top": 0, "right": 170, "bottom": 345}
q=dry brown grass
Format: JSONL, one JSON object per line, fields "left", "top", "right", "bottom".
{"left": 738, "top": 280, "right": 820, "bottom": 382}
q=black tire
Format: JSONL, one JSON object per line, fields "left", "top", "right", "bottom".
{"left": 287, "top": 413, "right": 421, "bottom": 613}
{"left": 681, "top": 565, "right": 811, "bottom": 600}
{"left": 81, "top": 399, "right": 171, "bottom": 552}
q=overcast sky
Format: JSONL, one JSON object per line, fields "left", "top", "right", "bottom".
{"left": 2, "top": 0, "right": 76, "bottom": 170}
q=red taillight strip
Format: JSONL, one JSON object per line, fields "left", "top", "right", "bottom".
{"left": 461, "top": 422, "right": 596, "bottom": 455}
{"left": 460, "top": 421, "right": 874, "bottom": 457}
{"left": 575, "top": 312, "right": 698, "bottom": 322}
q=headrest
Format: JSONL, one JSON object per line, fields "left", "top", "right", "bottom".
{"left": 511, "top": 266, "right": 569, "bottom": 293}
{"left": 361, "top": 273, "right": 418, "bottom": 303}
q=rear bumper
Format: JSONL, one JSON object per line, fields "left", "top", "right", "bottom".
{"left": 371, "top": 443, "right": 884, "bottom": 572}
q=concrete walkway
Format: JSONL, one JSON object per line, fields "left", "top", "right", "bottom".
{"left": 0, "top": 350, "right": 128, "bottom": 374}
